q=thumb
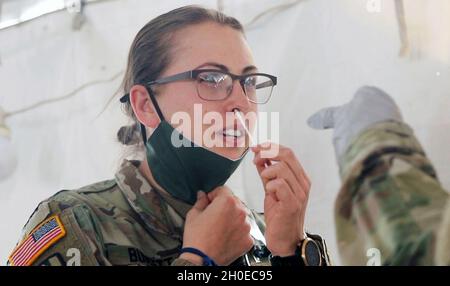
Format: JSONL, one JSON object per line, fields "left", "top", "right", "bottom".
{"left": 207, "top": 185, "right": 231, "bottom": 201}
{"left": 307, "top": 106, "right": 340, "bottom": 130}
{"left": 193, "top": 191, "right": 210, "bottom": 211}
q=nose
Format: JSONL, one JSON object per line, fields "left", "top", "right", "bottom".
{"left": 223, "top": 79, "right": 252, "bottom": 113}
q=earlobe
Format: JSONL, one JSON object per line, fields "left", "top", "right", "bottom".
{"left": 129, "top": 85, "right": 160, "bottom": 129}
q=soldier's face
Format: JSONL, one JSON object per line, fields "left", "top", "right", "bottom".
{"left": 152, "top": 22, "right": 258, "bottom": 160}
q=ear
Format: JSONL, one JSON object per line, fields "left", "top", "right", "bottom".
{"left": 129, "top": 85, "right": 160, "bottom": 129}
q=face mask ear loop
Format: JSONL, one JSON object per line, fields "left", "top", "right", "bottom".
{"left": 140, "top": 87, "right": 166, "bottom": 143}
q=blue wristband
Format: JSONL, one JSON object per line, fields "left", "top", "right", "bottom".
{"left": 180, "top": 247, "right": 217, "bottom": 266}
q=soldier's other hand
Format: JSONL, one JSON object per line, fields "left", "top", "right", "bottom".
{"left": 252, "top": 143, "right": 309, "bottom": 257}
{"left": 181, "top": 187, "right": 253, "bottom": 265}
{"left": 307, "top": 86, "right": 403, "bottom": 165}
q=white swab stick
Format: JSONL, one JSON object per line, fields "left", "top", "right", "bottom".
{"left": 234, "top": 109, "right": 256, "bottom": 147}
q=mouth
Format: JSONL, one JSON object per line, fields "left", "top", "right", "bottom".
{"left": 215, "top": 125, "right": 247, "bottom": 147}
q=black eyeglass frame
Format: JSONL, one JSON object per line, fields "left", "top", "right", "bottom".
{"left": 120, "top": 69, "right": 277, "bottom": 104}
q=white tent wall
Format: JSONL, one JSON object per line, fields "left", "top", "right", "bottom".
{"left": 0, "top": 0, "right": 449, "bottom": 265}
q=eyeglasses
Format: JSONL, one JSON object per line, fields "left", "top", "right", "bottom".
{"left": 120, "top": 69, "right": 277, "bottom": 104}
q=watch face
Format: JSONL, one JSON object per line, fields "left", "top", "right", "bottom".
{"left": 303, "top": 240, "right": 321, "bottom": 266}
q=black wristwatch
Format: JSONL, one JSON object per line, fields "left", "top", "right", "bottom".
{"left": 270, "top": 237, "right": 322, "bottom": 266}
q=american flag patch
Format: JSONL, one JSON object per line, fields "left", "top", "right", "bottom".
{"left": 8, "top": 215, "right": 66, "bottom": 266}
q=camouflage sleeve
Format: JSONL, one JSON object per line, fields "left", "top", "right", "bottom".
{"left": 8, "top": 192, "right": 110, "bottom": 266}
{"left": 335, "top": 120, "right": 450, "bottom": 265}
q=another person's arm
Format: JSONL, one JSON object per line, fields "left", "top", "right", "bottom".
{"left": 308, "top": 86, "right": 450, "bottom": 265}
{"left": 336, "top": 120, "right": 449, "bottom": 265}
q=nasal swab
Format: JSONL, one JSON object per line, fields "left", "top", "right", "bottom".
{"left": 234, "top": 109, "right": 256, "bottom": 147}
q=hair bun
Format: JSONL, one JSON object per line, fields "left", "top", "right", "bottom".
{"left": 117, "top": 123, "right": 141, "bottom": 145}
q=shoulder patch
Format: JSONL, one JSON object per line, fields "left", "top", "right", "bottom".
{"left": 8, "top": 215, "right": 66, "bottom": 266}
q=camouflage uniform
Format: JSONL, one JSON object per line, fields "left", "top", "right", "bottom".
{"left": 8, "top": 160, "right": 330, "bottom": 266}
{"left": 336, "top": 121, "right": 450, "bottom": 265}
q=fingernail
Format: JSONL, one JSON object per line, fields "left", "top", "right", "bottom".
{"left": 197, "top": 191, "right": 204, "bottom": 200}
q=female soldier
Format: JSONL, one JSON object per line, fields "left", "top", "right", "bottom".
{"left": 8, "top": 5, "right": 330, "bottom": 266}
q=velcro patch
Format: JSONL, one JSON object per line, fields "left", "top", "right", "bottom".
{"left": 8, "top": 215, "right": 66, "bottom": 266}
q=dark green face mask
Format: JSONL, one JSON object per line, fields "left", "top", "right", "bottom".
{"left": 140, "top": 89, "right": 248, "bottom": 205}
{"left": 145, "top": 120, "right": 247, "bottom": 204}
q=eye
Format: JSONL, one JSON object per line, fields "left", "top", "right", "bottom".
{"left": 198, "top": 72, "right": 227, "bottom": 87}
{"left": 244, "top": 76, "right": 257, "bottom": 89}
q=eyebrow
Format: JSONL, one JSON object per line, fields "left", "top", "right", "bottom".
{"left": 195, "top": 62, "right": 258, "bottom": 74}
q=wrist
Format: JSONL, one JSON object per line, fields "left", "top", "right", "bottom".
{"left": 179, "top": 252, "right": 203, "bottom": 266}
{"left": 269, "top": 234, "right": 305, "bottom": 257}
{"left": 179, "top": 247, "right": 218, "bottom": 266}
{"left": 269, "top": 244, "right": 297, "bottom": 257}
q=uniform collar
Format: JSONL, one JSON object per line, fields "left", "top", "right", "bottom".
{"left": 115, "top": 160, "right": 191, "bottom": 239}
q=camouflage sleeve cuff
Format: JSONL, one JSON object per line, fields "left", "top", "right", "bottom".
{"left": 171, "top": 257, "right": 201, "bottom": 266}
{"left": 339, "top": 120, "right": 428, "bottom": 182}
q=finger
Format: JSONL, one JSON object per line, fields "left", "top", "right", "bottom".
{"left": 193, "top": 191, "right": 210, "bottom": 211}
{"left": 253, "top": 150, "right": 272, "bottom": 185}
{"left": 250, "top": 144, "right": 261, "bottom": 153}
{"left": 260, "top": 161, "right": 302, "bottom": 200}
{"left": 254, "top": 143, "right": 306, "bottom": 191}
{"left": 307, "top": 106, "right": 340, "bottom": 129}
{"left": 257, "top": 143, "right": 310, "bottom": 191}
{"left": 254, "top": 143, "right": 311, "bottom": 201}
{"left": 265, "top": 178, "right": 295, "bottom": 203}
{"left": 263, "top": 163, "right": 307, "bottom": 208}
{"left": 252, "top": 144, "right": 273, "bottom": 167}
{"left": 207, "top": 185, "right": 232, "bottom": 201}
